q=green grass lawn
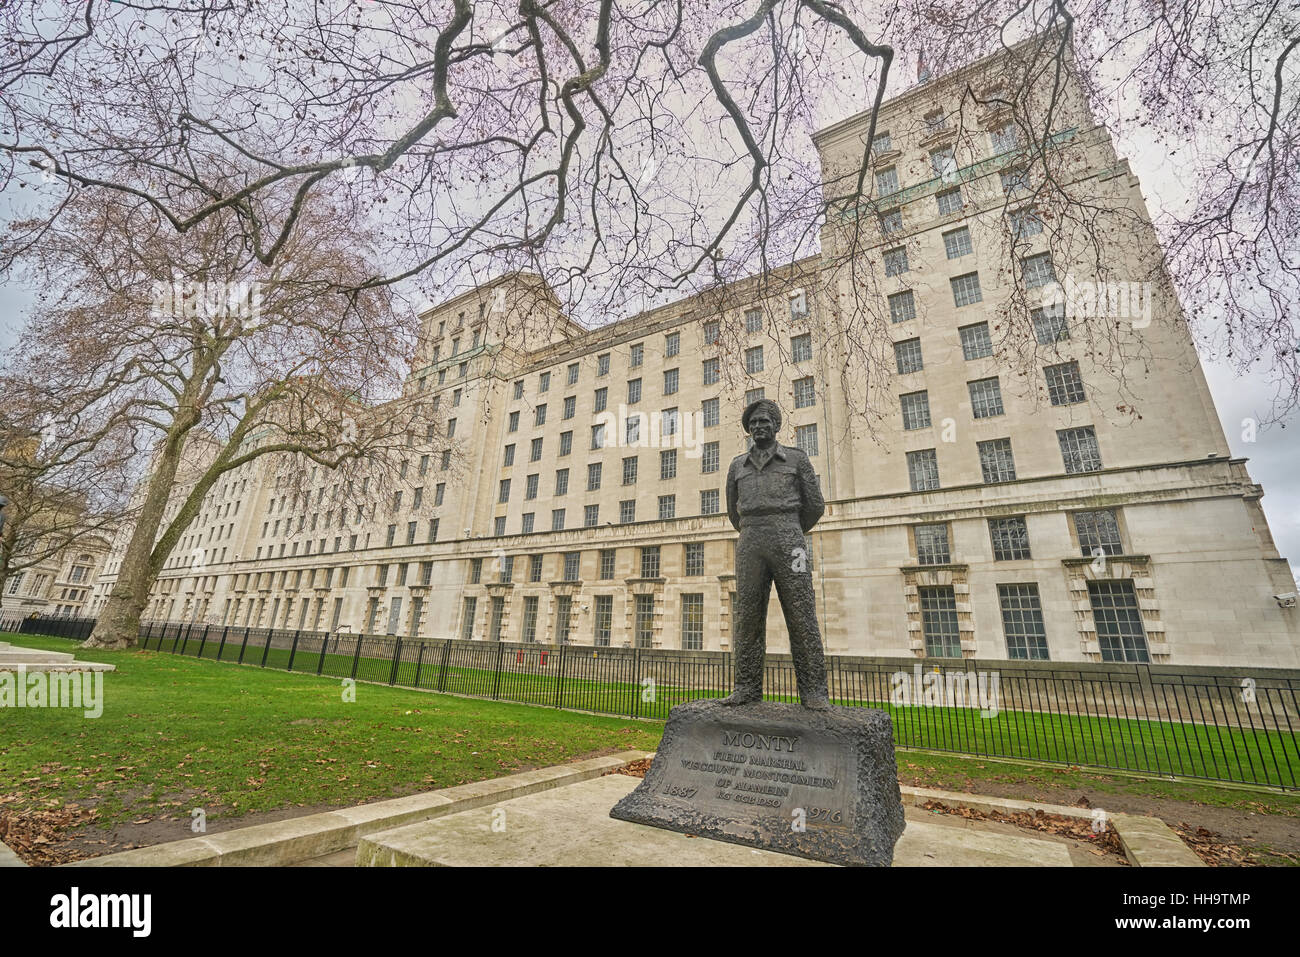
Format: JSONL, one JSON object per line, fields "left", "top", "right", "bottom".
{"left": 0, "top": 633, "right": 660, "bottom": 827}
{"left": 139, "top": 629, "right": 1300, "bottom": 789}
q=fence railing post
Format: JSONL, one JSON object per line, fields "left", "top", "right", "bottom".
{"left": 259, "top": 630, "right": 272, "bottom": 668}
{"left": 437, "top": 639, "right": 452, "bottom": 692}
{"left": 196, "top": 625, "right": 209, "bottom": 659}
{"left": 287, "top": 630, "right": 301, "bottom": 671}
{"left": 216, "top": 625, "right": 230, "bottom": 661}
{"left": 170, "top": 623, "right": 182, "bottom": 654}
{"left": 351, "top": 636, "right": 363, "bottom": 679}
{"left": 491, "top": 640, "right": 504, "bottom": 700}
{"left": 412, "top": 642, "right": 426, "bottom": 688}
{"left": 554, "top": 642, "right": 567, "bottom": 709}
{"left": 317, "top": 633, "right": 328, "bottom": 675}
{"left": 632, "top": 647, "right": 641, "bottom": 719}
{"left": 388, "top": 637, "right": 402, "bottom": 685}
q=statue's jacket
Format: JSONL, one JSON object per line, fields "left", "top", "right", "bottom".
{"left": 725, "top": 442, "right": 825, "bottom": 535}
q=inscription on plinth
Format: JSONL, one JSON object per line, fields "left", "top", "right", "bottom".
{"left": 610, "top": 699, "right": 905, "bottom": 866}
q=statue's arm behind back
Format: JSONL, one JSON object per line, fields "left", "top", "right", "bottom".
{"left": 798, "top": 453, "right": 825, "bottom": 533}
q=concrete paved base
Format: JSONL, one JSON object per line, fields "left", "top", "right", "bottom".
{"left": 0, "top": 640, "right": 116, "bottom": 672}
{"left": 357, "top": 774, "right": 1079, "bottom": 867}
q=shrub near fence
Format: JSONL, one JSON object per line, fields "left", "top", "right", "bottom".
{"left": 10, "top": 613, "right": 1299, "bottom": 790}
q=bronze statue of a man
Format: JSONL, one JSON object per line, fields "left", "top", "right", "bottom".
{"left": 721, "top": 399, "right": 831, "bottom": 710}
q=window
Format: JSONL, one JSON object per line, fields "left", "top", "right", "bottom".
{"left": 915, "top": 523, "right": 950, "bottom": 565}
{"left": 888, "top": 290, "right": 916, "bottom": 323}
{"left": 999, "top": 584, "right": 1048, "bottom": 659}
{"left": 503, "top": 444, "right": 516, "bottom": 467}
{"left": 563, "top": 551, "right": 581, "bottom": 581}
{"left": 386, "top": 524, "right": 397, "bottom": 546}
{"left": 1001, "top": 167, "right": 1029, "bottom": 193}
{"left": 968, "top": 377, "right": 1004, "bottom": 418}
{"left": 880, "top": 208, "right": 903, "bottom": 234}
{"left": 702, "top": 441, "right": 720, "bottom": 474}
{"left": 1022, "top": 252, "right": 1056, "bottom": 289}
{"left": 567, "top": 362, "right": 579, "bottom": 386}
{"left": 525, "top": 473, "right": 539, "bottom": 500}
{"left": 555, "top": 468, "right": 569, "bottom": 495}
{"left": 625, "top": 415, "right": 641, "bottom": 444}
{"left": 884, "top": 246, "right": 910, "bottom": 276}
{"left": 622, "top": 455, "right": 638, "bottom": 485}
{"left": 494, "top": 516, "right": 507, "bottom": 536}
{"left": 513, "top": 379, "right": 525, "bottom": 400}
{"left": 978, "top": 438, "right": 1017, "bottom": 483}
{"left": 702, "top": 397, "right": 720, "bottom": 427}
{"left": 559, "top": 430, "right": 573, "bottom": 456}
{"left": 534, "top": 404, "right": 547, "bottom": 426}
{"left": 539, "top": 371, "right": 550, "bottom": 392}
{"left": 435, "top": 483, "right": 446, "bottom": 505}
{"left": 597, "top": 353, "right": 610, "bottom": 376}
{"left": 634, "top": 594, "right": 655, "bottom": 647}
{"left": 530, "top": 436, "right": 543, "bottom": 462}
{"left": 488, "top": 595, "right": 503, "bottom": 640}
{"left": 664, "top": 368, "right": 679, "bottom": 395}
{"left": 640, "top": 546, "right": 661, "bottom": 578}
{"left": 666, "top": 332, "right": 680, "bottom": 357}
{"left": 563, "top": 395, "right": 576, "bottom": 419}
{"left": 522, "top": 595, "right": 539, "bottom": 643}
{"left": 627, "top": 378, "right": 642, "bottom": 404}
{"left": 745, "top": 387, "right": 765, "bottom": 406}
{"left": 745, "top": 346, "right": 764, "bottom": 373}
{"left": 795, "top": 423, "right": 819, "bottom": 456}
{"left": 594, "top": 387, "right": 608, "bottom": 413}
{"left": 991, "top": 122, "right": 1019, "bottom": 155}
{"left": 587, "top": 462, "right": 602, "bottom": 491}
{"left": 630, "top": 342, "right": 644, "bottom": 367}
{"left": 951, "top": 272, "right": 983, "bottom": 307}
{"left": 936, "top": 187, "right": 963, "bottom": 215}
{"left": 499, "top": 555, "right": 514, "bottom": 583}
{"left": 600, "top": 549, "right": 616, "bottom": 580}
{"left": 658, "top": 495, "right": 676, "bottom": 520}
{"left": 551, "top": 508, "right": 566, "bottom": 531}
{"left": 907, "top": 449, "right": 940, "bottom": 491}
{"left": 508, "top": 410, "right": 519, "bottom": 433}
{"left": 701, "top": 489, "right": 720, "bottom": 514}
{"left": 591, "top": 423, "right": 607, "bottom": 449}
{"left": 594, "top": 595, "right": 613, "bottom": 646}
{"left": 620, "top": 499, "right": 636, "bottom": 523}
{"left": 461, "top": 597, "right": 477, "bottom": 641}
{"left": 924, "top": 109, "right": 946, "bottom": 131}
{"left": 875, "top": 166, "right": 899, "bottom": 196}
{"left": 1032, "top": 304, "right": 1069, "bottom": 343}
{"left": 1059, "top": 426, "right": 1102, "bottom": 473}
{"left": 528, "top": 554, "right": 543, "bottom": 582}
{"left": 793, "top": 377, "right": 816, "bottom": 409}
{"left": 900, "top": 391, "right": 931, "bottom": 430}
{"left": 1074, "top": 509, "right": 1122, "bottom": 557}
{"left": 1009, "top": 207, "right": 1043, "bottom": 240}
{"left": 446, "top": 418, "right": 457, "bottom": 439}
{"left": 470, "top": 557, "right": 483, "bottom": 584}
{"left": 1090, "top": 580, "right": 1149, "bottom": 662}
{"left": 943, "top": 226, "right": 973, "bottom": 259}
{"left": 498, "top": 479, "right": 511, "bottom": 503}
{"left": 703, "top": 358, "right": 720, "bottom": 385}
{"left": 660, "top": 448, "right": 677, "bottom": 479}
{"left": 703, "top": 320, "right": 720, "bottom": 345}
{"left": 990, "top": 518, "right": 1031, "bottom": 561}
{"left": 930, "top": 146, "right": 957, "bottom": 181}
{"left": 681, "top": 594, "right": 704, "bottom": 650}
{"left": 792, "top": 333, "right": 812, "bottom": 362}
{"left": 407, "top": 521, "right": 417, "bottom": 545}
{"left": 871, "top": 131, "right": 891, "bottom": 154}
{"left": 920, "top": 586, "right": 961, "bottom": 657}
{"left": 1045, "top": 361, "right": 1085, "bottom": 405}
{"left": 894, "top": 338, "right": 923, "bottom": 374}
{"left": 521, "top": 512, "right": 535, "bottom": 534}
{"left": 458, "top": 362, "right": 467, "bottom": 379}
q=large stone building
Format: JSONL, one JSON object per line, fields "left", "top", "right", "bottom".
{"left": 89, "top": 38, "right": 1299, "bottom": 667}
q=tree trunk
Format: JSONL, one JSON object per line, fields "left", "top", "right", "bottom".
{"left": 84, "top": 429, "right": 190, "bottom": 649}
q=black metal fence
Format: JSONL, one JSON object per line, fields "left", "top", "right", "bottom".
{"left": 9, "top": 613, "right": 1299, "bottom": 790}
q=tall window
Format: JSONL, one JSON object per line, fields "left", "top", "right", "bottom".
{"left": 1089, "top": 580, "right": 1149, "bottom": 662}
{"left": 660, "top": 449, "right": 677, "bottom": 479}
{"left": 703, "top": 320, "right": 720, "bottom": 345}
{"left": 959, "top": 322, "right": 993, "bottom": 359}
{"left": 951, "top": 272, "right": 983, "bottom": 307}
{"left": 529, "top": 554, "right": 544, "bottom": 582}
{"left": 1058, "top": 426, "right": 1102, "bottom": 473}
{"left": 1022, "top": 252, "right": 1056, "bottom": 289}
{"left": 551, "top": 508, "right": 565, "bottom": 531}
{"left": 634, "top": 594, "right": 655, "bottom": 647}
{"left": 915, "top": 523, "right": 950, "bottom": 565}
{"left": 989, "top": 517, "right": 1031, "bottom": 560}
{"left": 666, "top": 331, "right": 680, "bottom": 357}
{"left": 703, "top": 357, "right": 720, "bottom": 385}
{"left": 594, "top": 387, "right": 608, "bottom": 413}
{"left": 599, "top": 549, "right": 616, "bottom": 579}
{"left": 875, "top": 167, "right": 899, "bottom": 196}
{"left": 597, "top": 353, "right": 610, "bottom": 376}
{"left": 978, "top": 438, "right": 1017, "bottom": 483}
{"left": 1032, "top": 304, "right": 1069, "bottom": 343}
{"left": 591, "top": 423, "right": 607, "bottom": 449}
{"left": 884, "top": 247, "right": 910, "bottom": 276}
{"left": 702, "top": 397, "right": 720, "bottom": 427}
{"left": 664, "top": 368, "right": 679, "bottom": 395}
{"left": 685, "top": 542, "right": 705, "bottom": 576}
{"left": 534, "top": 404, "right": 547, "bottom": 426}
{"left": 522, "top": 596, "right": 539, "bottom": 643}
{"left": 920, "top": 586, "right": 961, "bottom": 657}
{"left": 630, "top": 342, "right": 644, "bottom": 367}
{"left": 943, "top": 226, "right": 973, "bottom": 259}
{"left": 460, "top": 597, "right": 477, "bottom": 641}
{"left": 525, "top": 473, "right": 539, "bottom": 500}
{"left": 658, "top": 495, "right": 676, "bottom": 520}
{"left": 701, "top": 489, "right": 720, "bottom": 514}
{"left": 628, "top": 378, "right": 642, "bottom": 404}
{"left": 563, "top": 551, "right": 581, "bottom": 580}
{"left": 795, "top": 424, "right": 819, "bottom": 456}
{"left": 640, "top": 546, "right": 660, "bottom": 578}
{"left": 587, "top": 462, "right": 602, "bottom": 491}
{"left": 968, "top": 377, "right": 1004, "bottom": 418}
{"left": 745, "top": 346, "right": 764, "bottom": 373}
{"left": 888, "top": 290, "right": 916, "bottom": 323}
{"left": 622, "top": 455, "right": 638, "bottom": 485}
{"left": 702, "top": 442, "right": 720, "bottom": 473}
{"left": 559, "top": 430, "right": 572, "bottom": 456}
{"left": 681, "top": 594, "right": 704, "bottom": 650}
{"left": 530, "top": 437, "right": 543, "bottom": 461}
{"left": 792, "top": 333, "right": 812, "bottom": 362}
{"left": 1045, "top": 361, "right": 1085, "bottom": 405}
{"left": 584, "top": 504, "right": 600, "bottom": 527}
{"left": 894, "top": 338, "right": 923, "bottom": 374}
{"left": 594, "top": 595, "right": 613, "bottom": 646}
{"left": 900, "top": 391, "right": 931, "bottom": 430}
{"left": 793, "top": 377, "right": 816, "bottom": 409}
{"left": 620, "top": 499, "right": 636, "bottom": 523}
{"left": 999, "top": 584, "right": 1048, "bottom": 659}
{"left": 1074, "top": 509, "right": 1123, "bottom": 556}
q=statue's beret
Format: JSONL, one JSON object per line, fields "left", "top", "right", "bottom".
{"left": 741, "top": 399, "right": 783, "bottom": 434}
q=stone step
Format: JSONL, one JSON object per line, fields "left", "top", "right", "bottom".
{"left": 0, "top": 648, "right": 78, "bottom": 663}
{"left": 0, "top": 661, "right": 115, "bottom": 673}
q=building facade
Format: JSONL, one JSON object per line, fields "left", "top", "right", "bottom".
{"left": 89, "top": 39, "right": 1300, "bottom": 667}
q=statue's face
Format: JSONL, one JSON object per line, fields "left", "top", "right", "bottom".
{"left": 749, "top": 411, "right": 776, "bottom": 444}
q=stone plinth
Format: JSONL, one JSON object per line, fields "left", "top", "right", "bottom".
{"left": 609, "top": 699, "right": 906, "bottom": 866}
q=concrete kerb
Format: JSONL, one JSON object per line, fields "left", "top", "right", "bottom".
{"left": 68, "top": 751, "right": 652, "bottom": 868}
{"left": 900, "top": 784, "right": 1205, "bottom": 867}
{"left": 0, "top": 841, "right": 28, "bottom": 867}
